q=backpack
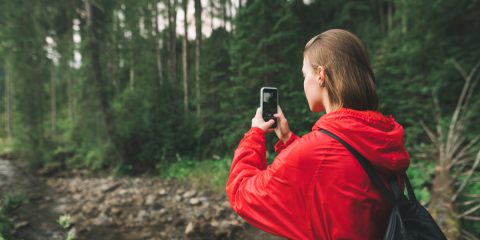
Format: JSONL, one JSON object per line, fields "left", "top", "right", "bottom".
{"left": 319, "top": 128, "right": 447, "bottom": 240}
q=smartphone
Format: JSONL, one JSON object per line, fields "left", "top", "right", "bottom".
{"left": 260, "top": 87, "right": 278, "bottom": 128}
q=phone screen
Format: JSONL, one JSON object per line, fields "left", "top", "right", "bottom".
{"left": 261, "top": 88, "right": 278, "bottom": 128}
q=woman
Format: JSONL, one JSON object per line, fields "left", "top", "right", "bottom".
{"left": 225, "top": 29, "right": 411, "bottom": 239}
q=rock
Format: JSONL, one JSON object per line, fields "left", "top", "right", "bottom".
{"left": 136, "top": 210, "right": 148, "bottom": 222}
{"left": 173, "top": 218, "right": 185, "bottom": 227}
{"left": 70, "top": 215, "right": 81, "bottom": 225}
{"left": 182, "top": 190, "right": 196, "bottom": 198}
{"left": 215, "top": 207, "right": 228, "bottom": 218}
{"left": 117, "top": 189, "right": 128, "bottom": 195}
{"left": 67, "top": 227, "right": 77, "bottom": 239}
{"left": 100, "top": 182, "right": 120, "bottom": 193}
{"left": 184, "top": 222, "right": 194, "bottom": 235}
{"left": 189, "top": 197, "right": 201, "bottom": 205}
{"left": 82, "top": 202, "right": 97, "bottom": 214}
{"left": 157, "top": 208, "right": 167, "bottom": 215}
{"left": 131, "top": 195, "right": 144, "bottom": 206}
{"left": 105, "top": 196, "right": 122, "bottom": 206}
{"left": 145, "top": 194, "right": 156, "bottom": 205}
{"left": 91, "top": 213, "right": 109, "bottom": 226}
{"left": 210, "top": 220, "right": 220, "bottom": 227}
{"left": 13, "top": 221, "right": 29, "bottom": 231}
{"left": 72, "top": 193, "right": 82, "bottom": 201}
{"left": 176, "top": 188, "right": 184, "bottom": 194}
{"left": 222, "top": 200, "right": 231, "bottom": 208}
{"left": 139, "top": 231, "right": 153, "bottom": 239}
{"left": 150, "top": 203, "right": 164, "bottom": 211}
{"left": 110, "top": 207, "right": 122, "bottom": 215}
{"left": 175, "top": 195, "right": 183, "bottom": 201}
{"left": 158, "top": 188, "right": 167, "bottom": 196}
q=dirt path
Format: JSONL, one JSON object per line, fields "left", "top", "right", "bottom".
{"left": 0, "top": 159, "right": 282, "bottom": 240}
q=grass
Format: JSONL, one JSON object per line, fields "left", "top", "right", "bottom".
{"left": 159, "top": 151, "right": 278, "bottom": 193}
{"left": 0, "top": 192, "right": 26, "bottom": 239}
{"left": 159, "top": 155, "right": 232, "bottom": 193}
{"left": 0, "top": 138, "right": 14, "bottom": 157}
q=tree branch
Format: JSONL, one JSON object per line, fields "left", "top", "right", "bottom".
{"left": 420, "top": 120, "right": 439, "bottom": 148}
{"left": 452, "top": 149, "right": 480, "bottom": 201}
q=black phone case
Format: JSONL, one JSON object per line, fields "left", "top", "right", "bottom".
{"left": 261, "top": 87, "right": 278, "bottom": 129}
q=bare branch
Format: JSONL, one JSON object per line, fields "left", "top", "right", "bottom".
{"left": 431, "top": 89, "right": 443, "bottom": 137}
{"left": 464, "top": 194, "right": 480, "bottom": 198}
{"left": 459, "top": 200, "right": 480, "bottom": 207}
{"left": 447, "top": 60, "right": 480, "bottom": 154}
{"left": 450, "top": 134, "right": 480, "bottom": 168}
{"left": 460, "top": 204, "right": 480, "bottom": 218}
{"left": 452, "top": 149, "right": 480, "bottom": 201}
{"left": 447, "top": 133, "right": 466, "bottom": 163}
{"left": 450, "top": 59, "right": 469, "bottom": 80}
{"left": 420, "top": 120, "right": 439, "bottom": 148}
{"left": 463, "top": 216, "right": 480, "bottom": 221}
{"left": 462, "top": 229, "right": 480, "bottom": 240}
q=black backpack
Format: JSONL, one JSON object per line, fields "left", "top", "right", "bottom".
{"left": 319, "top": 128, "right": 447, "bottom": 240}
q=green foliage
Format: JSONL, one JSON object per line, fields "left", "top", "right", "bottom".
{"left": 0, "top": 192, "right": 25, "bottom": 238}
{"left": 1, "top": 192, "right": 25, "bottom": 214}
{"left": 0, "top": 216, "right": 10, "bottom": 240}
{"left": 57, "top": 214, "right": 76, "bottom": 240}
{"left": 160, "top": 156, "right": 232, "bottom": 193}
{"left": 57, "top": 214, "right": 72, "bottom": 229}
{"left": 406, "top": 159, "right": 435, "bottom": 205}
{"left": 111, "top": 163, "right": 134, "bottom": 177}
{"left": 460, "top": 179, "right": 480, "bottom": 236}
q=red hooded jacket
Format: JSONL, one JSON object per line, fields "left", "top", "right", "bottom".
{"left": 226, "top": 107, "right": 411, "bottom": 239}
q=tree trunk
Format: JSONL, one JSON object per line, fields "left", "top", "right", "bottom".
{"left": 4, "top": 63, "right": 12, "bottom": 139}
{"left": 229, "top": 0, "right": 234, "bottom": 32}
{"left": 85, "top": 0, "right": 125, "bottom": 163}
{"left": 50, "top": 65, "right": 56, "bottom": 132}
{"left": 195, "top": 0, "right": 202, "bottom": 117}
{"left": 67, "top": 77, "right": 73, "bottom": 123}
{"left": 154, "top": 1, "right": 164, "bottom": 86}
{"left": 387, "top": 0, "right": 393, "bottom": 32}
{"left": 401, "top": 0, "right": 407, "bottom": 33}
{"left": 210, "top": 0, "right": 214, "bottom": 30}
{"left": 168, "top": 0, "right": 178, "bottom": 90}
{"left": 429, "top": 162, "right": 461, "bottom": 240}
{"left": 223, "top": 0, "right": 228, "bottom": 29}
{"left": 129, "top": 58, "right": 135, "bottom": 92}
{"left": 182, "top": 0, "right": 189, "bottom": 116}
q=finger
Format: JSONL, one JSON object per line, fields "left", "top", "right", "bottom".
{"left": 265, "top": 128, "right": 274, "bottom": 133}
{"left": 264, "top": 119, "right": 275, "bottom": 129}
{"left": 255, "top": 107, "right": 262, "bottom": 118}
{"left": 274, "top": 111, "right": 284, "bottom": 119}
{"left": 277, "top": 105, "right": 283, "bottom": 114}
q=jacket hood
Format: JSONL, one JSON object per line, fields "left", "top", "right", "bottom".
{"left": 313, "top": 107, "right": 410, "bottom": 175}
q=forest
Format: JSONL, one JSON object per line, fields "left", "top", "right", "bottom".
{"left": 0, "top": 0, "right": 479, "bottom": 239}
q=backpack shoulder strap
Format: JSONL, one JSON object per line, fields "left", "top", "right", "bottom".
{"left": 319, "top": 128, "right": 396, "bottom": 204}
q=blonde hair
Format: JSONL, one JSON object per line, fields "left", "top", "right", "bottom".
{"left": 304, "top": 29, "right": 378, "bottom": 111}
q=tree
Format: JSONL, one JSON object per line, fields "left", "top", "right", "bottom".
{"left": 85, "top": 0, "right": 126, "bottom": 164}
{"left": 167, "top": 0, "right": 178, "bottom": 91}
{"left": 194, "top": 0, "right": 202, "bottom": 116}
{"left": 182, "top": 0, "right": 189, "bottom": 116}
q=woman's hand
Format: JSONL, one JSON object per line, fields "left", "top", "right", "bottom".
{"left": 273, "top": 106, "right": 291, "bottom": 143}
{"left": 251, "top": 106, "right": 292, "bottom": 142}
{"left": 251, "top": 108, "right": 275, "bottom": 132}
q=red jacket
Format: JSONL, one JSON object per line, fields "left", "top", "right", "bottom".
{"left": 226, "top": 107, "right": 410, "bottom": 239}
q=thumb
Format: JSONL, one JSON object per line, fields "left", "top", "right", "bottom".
{"left": 264, "top": 119, "right": 275, "bottom": 129}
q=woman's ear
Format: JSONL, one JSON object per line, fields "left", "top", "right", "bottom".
{"left": 316, "top": 66, "right": 326, "bottom": 86}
